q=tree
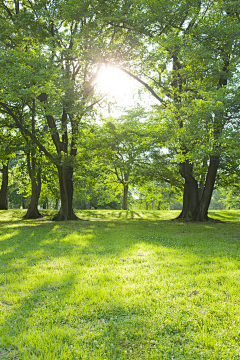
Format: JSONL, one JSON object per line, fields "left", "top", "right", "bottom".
{"left": 104, "top": 0, "right": 240, "bottom": 220}
{"left": 79, "top": 108, "right": 155, "bottom": 210}
{"left": 0, "top": 127, "right": 22, "bottom": 210}
{"left": 0, "top": 0, "right": 135, "bottom": 220}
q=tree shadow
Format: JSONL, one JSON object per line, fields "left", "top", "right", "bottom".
{"left": 0, "top": 213, "right": 240, "bottom": 358}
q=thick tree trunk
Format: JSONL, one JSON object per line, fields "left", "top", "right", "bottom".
{"left": 0, "top": 160, "right": 9, "bottom": 210}
{"left": 177, "top": 156, "right": 220, "bottom": 221}
{"left": 176, "top": 161, "right": 199, "bottom": 220}
{"left": 53, "top": 165, "right": 78, "bottom": 221}
{"left": 122, "top": 184, "right": 128, "bottom": 210}
{"left": 194, "top": 155, "right": 220, "bottom": 221}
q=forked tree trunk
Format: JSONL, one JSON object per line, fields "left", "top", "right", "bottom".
{"left": 194, "top": 155, "right": 220, "bottom": 221}
{"left": 122, "top": 184, "right": 128, "bottom": 210}
{"left": 177, "top": 156, "right": 220, "bottom": 221}
{"left": 0, "top": 160, "right": 9, "bottom": 210}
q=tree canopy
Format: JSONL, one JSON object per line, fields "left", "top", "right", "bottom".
{"left": 0, "top": 0, "right": 239, "bottom": 220}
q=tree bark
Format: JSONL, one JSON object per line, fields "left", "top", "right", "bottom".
{"left": 53, "top": 165, "right": 77, "bottom": 220}
{"left": 55, "top": 199, "right": 59, "bottom": 210}
{"left": 176, "top": 155, "right": 220, "bottom": 221}
{"left": 194, "top": 155, "right": 220, "bottom": 221}
{"left": 122, "top": 184, "right": 128, "bottom": 210}
{"left": 176, "top": 160, "right": 199, "bottom": 220}
{"left": 0, "top": 160, "right": 9, "bottom": 210}
{"left": 24, "top": 157, "right": 42, "bottom": 219}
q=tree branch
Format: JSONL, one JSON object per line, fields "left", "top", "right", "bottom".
{"left": 0, "top": 102, "right": 56, "bottom": 164}
{"left": 103, "top": 61, "right": 167, "bottom": 106}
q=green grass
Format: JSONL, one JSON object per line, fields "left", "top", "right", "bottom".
{"left": 0, "top": 209, "right": 240, "bottom": 359}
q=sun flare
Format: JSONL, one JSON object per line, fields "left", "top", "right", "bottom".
{"left": 96, "top": 66, "right": 131, "bottom": 97}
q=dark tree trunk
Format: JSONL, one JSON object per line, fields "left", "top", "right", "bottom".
{"left": 146, "top": 201, "right": 148, "bottom": 210}
{"left": 157, "top": 201, "right": 161, "bottom": 210}
{"left": 122, "top": 184, "right": 128, "bottom": 210}
{"left": 24, "top": 159, "right": 42, "bottom": 219}
{"left": 0, "top": 160, "right": 9, "bottom": 210}
{"left": 176, "top": 161, "right": 199, "bottom": 220}
{"left": 53, "top": 165, "right": 77, "bottom": 220}
{"left": 55, "top": 199, "right": 59, "bottom": 210}
{"left": 86, "top": 201, "right": 90, "bottom": 210}
{"left": 21, "top": 99, "right": 43, "bottom": 219}
{"left": 194, "top": 155, "right": 220, "bottom": 221}
{"left": 177, "top": 156, "right": 220, "bottom": 221}
{"left": 43, "top": 203, "right": 47, "bottom": 209}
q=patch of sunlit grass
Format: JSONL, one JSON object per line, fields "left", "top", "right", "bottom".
{"left": 0, "top": 210, "right": 240, "bottom": 359}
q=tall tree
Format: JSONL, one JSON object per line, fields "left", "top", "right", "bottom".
{"left": 104, "top": 0, "right": 240, "bottom": 220}
{"left": 0, "top": 128, "right": 22, "bottom": 210}
{"left": 0, "top": 0, "right": 135, "bottom": 220}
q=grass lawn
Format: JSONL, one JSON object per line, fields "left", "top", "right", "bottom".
{"left": 0, "top": 209, "right": 240, "bottom": 359}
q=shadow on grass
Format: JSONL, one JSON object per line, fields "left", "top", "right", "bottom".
{"left": 209, "top": 210, "right": 240, "bottom": 222}
{"left": 0, "top": 211, "right": 240, "bottom": 358}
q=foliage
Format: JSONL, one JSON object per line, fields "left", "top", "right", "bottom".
{"left": 0, "top": 0, "right": 240, "bottom": 216}
{"left": 134, "top": 181, "right": 182, "bottom": 210}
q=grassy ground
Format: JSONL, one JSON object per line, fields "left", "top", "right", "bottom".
{"left": 0, "top": 209, "right": 240, "bottom": 360}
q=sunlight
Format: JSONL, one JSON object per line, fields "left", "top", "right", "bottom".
{"left": 96, "top": 65, "right": 131, "bottom": 97}
{"left": 95, "top": 65, "right": 158, "bottom": 116}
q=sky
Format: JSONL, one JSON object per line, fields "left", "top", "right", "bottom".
{"left": 95, "top": 65, "right": 158, "bottom": 117}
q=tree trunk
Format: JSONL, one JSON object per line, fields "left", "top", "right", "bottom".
{"left": 0, "top": 160, "right": 9, "bottom": 210}
{"left": 157, "top": 201, "right": 161, "bottom": 210}
{"left": 86, "top": 201, "right": 90, "bottom": 210}
{"left": 176, "top": 160, "right": 199, "bottom": 220}
{"left": 24, "top": 156, "right": 42, "bottom": 219}
{"left": 53, "top": 165, "right": 78, "bottom": 220}
{"left": 177, "top": 156, "right": 220, "bottom": 221}
{"left": 194, "top": 155, "right": 220, "bottom": 221}
{"left": 122, "top": 184, "right": 128, "bottom": 210}
{"left": 55, "top": 199, "right": 59, "bottom": 210}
